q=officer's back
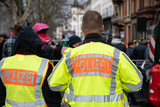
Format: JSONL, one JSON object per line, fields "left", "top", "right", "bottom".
{"left": 48, "top": 11, "right": 143, "bottom": 107}
{"left": 0, "top": 26, "right": 62, "bottom": 107}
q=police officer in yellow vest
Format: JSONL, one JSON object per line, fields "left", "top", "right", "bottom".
{"left": 48, "top": 11, "right": 143, "bottom": 107}
{"left": 0, "top": 26, "right": 62, "bottom": 107}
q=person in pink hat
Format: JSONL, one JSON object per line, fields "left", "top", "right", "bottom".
{"left": 33, "top": 23, "right": 51, "bottom": 45}
{"left": 33, "top": 23, "right": 55, "bottom": 59}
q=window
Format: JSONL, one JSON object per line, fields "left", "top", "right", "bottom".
{"left": 103, "top": 9, "right": 105, "bottom": 17}
{"left": 115, "top": 5, "right": 118, "bottom": 16}
{"left": 119, "top": 5, "right": 121, "bottom": 17}
{"left": 134, "top": 0, "right": 136, "bottom": 13}
{"left": 73, "top": 10, "right": 75, "bottom": 14}
{"left": 128, "top": 0, "right": 131, "bottom": 15}
{"left": 106, "top": 8, "right": 108, "bottom": 17}
{"left": 149, "top": 0, "right": 153, "bottom": 7}
{"left": 109, "top": 5, "right": 113, "bottom": 16}
{"left": 73, "top": 17, "right": 76, "bottom": 21}
{"left": 73, "top": 25, "right": 76, "bottom": 30}
{"left": 140, "top": 0, "right": 144, "bottom": 9}
{"left": 80, "top": 17, "right": 83, "bottom": 21}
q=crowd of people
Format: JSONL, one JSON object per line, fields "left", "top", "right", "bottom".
{"left": 0, "top": 10, "right": 151, "bottom": 107}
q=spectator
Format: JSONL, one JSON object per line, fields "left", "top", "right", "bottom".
{"left": 0, "top": 34, "right": 8, "bottom": 106}
{"left": 133, "top": 39, "right": 137, "bottom": 47}
{"left": 61, "top": 35, "right": 82, "bottom": 55}
{"left": 0, "top": 34, "right": 9, "bottom": 60}
{"left": 68, "top": 35, "right": 82, "bottom": 48}
{"left": 2, "top": 24, "right": 22, "bottom": 58}
{"left": 0, "top": 26, "right": 62, "bottom": 107}
{"left": 107, "top": 33, "right": 112, "bottom": 45}
{"left": 126, "top": 42, "right": 134, "bottom": 59}
{"left": 133, "top": 38, "right": 147, "bottom": 59}
{"left": 111, "top": 34, "right": 127, "bottom": 53}
{"left": 33, "top": 23, "right": 55, "bottom": 60}
{"left": 47, "top": 11, "right": 142, "bottom": 107}
{"left": 101, "top": 32, "right": 107, "bottom": 43}
{"left": 54, "top": 39, "right": 63, "bottom": 63}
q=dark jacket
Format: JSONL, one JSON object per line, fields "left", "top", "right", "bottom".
{"left": 111, "top": 38, "right": 126, "bottom": 53}
{"left": 0, "top": 41, "right": 6, "bottom": 106}
{"left": 126, "top": 47, "right": 134, "bottom": 59}
{"left": 54, "top": 44, "right": 62, "bottom": 65}
{"left": 0, "top": 78, "right": 5, "bottom": 106}
{"left": 133, "top": 42, "right": 147, "bottom": 59}
{"left": 12, "top": 26, "right": 62, "bottom": 107}
{"left": 0, "top": 40, "right": 5, "bottom": 60}
{"left": 83, "top": 33, "right": 106, "bottom": 44}
{"left": 44, "top": 44, "right": 55, "bottom": 60}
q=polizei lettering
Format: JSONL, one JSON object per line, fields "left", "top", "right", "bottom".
{"left": 71, "top": 54, "right": 113, "bottom": 78}
{"left": 2, "top": 69, "right": 37, "bottom": 86}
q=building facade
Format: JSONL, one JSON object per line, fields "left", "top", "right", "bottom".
{"left": 91, "top": 0, "right": 102, "bottom": 14}
{"left": 112, "top": 0, "right": 124, "bottom": 35}
{"left": 83, "top": 0, "right": 91, "bottom": 12}
{"left": 130, "top": 0, "right": 160, "bottom": 42}
{"left": 70, "top": 0, "right": 85, "bottom": 38}
{"left": 102, "top": 0, "right": 113, "bottom": 34}
{"left": 56, "top": 26, "right": 63, "bottom": 39}
{"left": 112, "top": 0, "right": 160, "bottom": 43}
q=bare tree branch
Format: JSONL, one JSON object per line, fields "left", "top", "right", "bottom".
{"left": 21, "top": 0, "right": 32, "bottom": 24}
{"left": 1, "top": 0, "right": 19, "bottom": 23}
{"left": 0, "top": 0, "right": 69, "bottom": 37}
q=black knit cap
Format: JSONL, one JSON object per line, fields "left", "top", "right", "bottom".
{"left": 68, "top": 35, "right": 81, "bottom": 47}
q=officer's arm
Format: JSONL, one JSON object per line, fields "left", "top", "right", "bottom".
{"left": 42, "top": 62, "right": 62, "bottom": 106}
{"left": 47, "top": 56, "right": 71, "bottom": 92}
{"left": 119, "top": 52, "right": 143, "bottom": 92}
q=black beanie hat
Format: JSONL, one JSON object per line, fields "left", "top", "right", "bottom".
{"left": 68, "top": 35, "right": 81, "bottom": 47}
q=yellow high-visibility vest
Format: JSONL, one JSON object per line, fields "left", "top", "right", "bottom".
{"left": 48, "top": 42, "right": 143, "bottom": 107}
{"left": 63, "top": 47, "right": 73, "bottom": 55}
{"left": 0, "top": 54, "right": 52, "bottom": 107}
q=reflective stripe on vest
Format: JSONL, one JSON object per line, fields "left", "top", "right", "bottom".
{"left": 0, "top": 58, "right": 48, "bottom": 107}
{"left": 110, "top": 48, "right": 120, "bottom": 94}
{"left": 124, "top": 100, "right": 129, "bottom": 107}
{"left": 6, "top": 98, "right": 45, "bottom": 107}
{"left": 73, "top": 72, "right": 110, "bottom": 77}
{"left": 0, "top": 58, "right": 5, "bottom": 84}
{"left": 35, "top": 58, "right": 48, "bottom": 105}
{"left": 122, "top": 53, "right": 143, "bottom": 91}
{"left": 65, "top": 51, "right": 74, "bottom": 95}
{"left": 48, "top": 57, "right": 64, "bottom": 91}
{"left": 64, "top": 92, "right": 125, "bottom": 103}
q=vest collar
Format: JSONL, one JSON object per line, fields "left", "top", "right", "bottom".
{"left": 83, "top": 33, "right": 105, "bottom": 44}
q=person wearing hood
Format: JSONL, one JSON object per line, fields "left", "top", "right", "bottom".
{"left": 0, "top": 26, "right": 62, "bottom": 107}
{"left": 111, "top": 34, "right": 126, "bottom": 53}
{"left": 61, "top": 35, "right": 82, "bottom": 55}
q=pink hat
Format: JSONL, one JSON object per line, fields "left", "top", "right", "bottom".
{"left": 33, "top": 23, "right": 49, "bottom": 33}
{"left": 33, "top": 23, "right": 50, "bottom": 44}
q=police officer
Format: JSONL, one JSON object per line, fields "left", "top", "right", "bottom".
{"left": 0, "top": 26, "right": 62, "bottom": 107}
{"left": 48, "top": 11, "right": 143, "bottom": 107}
